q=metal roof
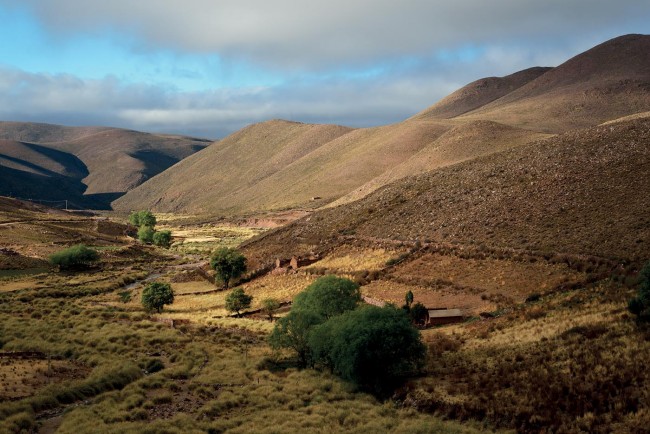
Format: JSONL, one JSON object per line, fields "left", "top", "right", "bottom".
{"left": 427, "top": 308, "right": 463, "bottom": 318}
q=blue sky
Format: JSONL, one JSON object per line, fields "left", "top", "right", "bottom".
{"left": 0, "top": 0, "right": 648, "bottom": 138}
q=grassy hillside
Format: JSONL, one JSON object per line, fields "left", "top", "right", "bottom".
{"left": 0, "top": 122, "right": 210, "bottom": 209}
{"left": 114, "top": 34, "right": 650, "bottom": 215}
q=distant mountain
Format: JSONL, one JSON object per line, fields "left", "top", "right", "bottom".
{"left": 0, "top": 122, "right": 210, "bottom": 208}
{"left": 114, "top": 34, "right": 650, "bottom": 215}
{"left": 243, "top": 116, "right": 650, "bottom": 267}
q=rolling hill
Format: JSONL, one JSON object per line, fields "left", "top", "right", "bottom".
{"left": 0, "top": 122, "right": 210, "bottom": 208}
{"left": 243, "top": 116, "right": 650, "bottom": 267}
{"left": 114, "top": 34, "right": 650, "bottom": 215}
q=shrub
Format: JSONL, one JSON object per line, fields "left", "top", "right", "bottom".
{"left": 49, "top": 244, "right": 99, "bottom": 269}
{"left": 409, "top": 302, "right": 428, "bottom": 326}
{"left": 141, "top": 282, "right": 174, "bottom": 313}
{"left": 225, "top": 287, "right": 252, "bottom": 317}
{"left": 261, "top": 298, "right": 281, "bottom": 320}
{"left": 137, "top": 226, "right": 155, "bottom": 244}
{"left": 152, "top": 230, "right": 172, "bottom": 248}
{"left": 628, "top": 261, "right": 650, "bottom": 322}
{"left": 210, "top": 247, "right": 247, "bottom": 289}
{"left": 309, "top": 305, "right": 426, "bottom": 394}
{"left": 269, "top": 309, "right": 324, "bottom": 366}
{"left": 129, "top": 210, "right": 157, "bottom": 228}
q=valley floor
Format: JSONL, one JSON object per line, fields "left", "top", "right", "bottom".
{"left": 1, "top": 212, "right": 648, "bottom": 433}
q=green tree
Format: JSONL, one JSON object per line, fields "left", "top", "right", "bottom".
{"left": 141, "top": 282, "right": 174, "bottom": 313}
{"left": 129, "top": 210, "right": 156, "bottom": 228}
{"left": 152, "top": 230, "right": 172, "bottom": 248}
{"left": 405, "top": 290, "right": 414, "bottom": 308}
{"left": 137, "top": 226, "right": 155, "bottom": 244}
{"left": 293, "top": 275, "right": 360, "bottom": 320}
{"left": 309, "top": 305, "right": 426, "bottom": 394}
{"left": 210, "top": 247, "right": 247, "bottom": 289}
{"left": 225, "top": 287, "right": 252, "bottom": 317}
{"left": 261, "top": 298, "right": 281, "bottom": 320}
{"left": 269, "top": 308, "right": 323, "bottom": 366}
{"left": 409, "top": 302, "right": 428, "bottom": 326}
{"left": 49, "top": 244, "right": 99, "bottom": 270}
{"left": 629, "top": 261, "right": 650, "bottom": 322}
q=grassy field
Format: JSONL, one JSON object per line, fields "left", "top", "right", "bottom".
{"left": 1, "top": 204, "right": 648, "bottom": 433}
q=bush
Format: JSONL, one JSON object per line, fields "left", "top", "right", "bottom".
{"left": 261, "top": 298, "right": 281, "bottom": 320}
{"left": 293, "top": 275, "right": 360, "bottom": 320}
{"left": 225, "top": 287, "right": 252, "bottom": 317}
{"left": 129, "top": 210, "right": 157, "bottom": 228}
{"left": 141, "top": 282, "right": 174, "bottom": 313}
{"left": 49, "top": 244, "right": 99, "bottom": 269}
{"left": 210, "top": 247, "right": 247, "bottom": 289}
{"left": 309, "top": 305, "right": 426, "bottom": 394}
{"left": 137, "top": 226, "right": 155, "bottom": 244}
{"left": 152, "top": 230, "right": 172, "bottom": 248}
{"left": 629, "top": 261, "right": 650, "bottom": 322}
{"left": 269, "top": 308, "right": 324, "bottom": 366}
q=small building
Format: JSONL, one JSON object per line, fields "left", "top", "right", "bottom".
{"left": 426, "top": 308, "right": 464, "bottom": 326}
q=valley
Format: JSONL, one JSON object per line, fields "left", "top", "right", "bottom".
{"left": 1, "top": 33, "right": 649, "bottom": 433}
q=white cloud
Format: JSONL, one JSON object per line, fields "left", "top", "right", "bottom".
{"left": 5, "top": 0, "right": 649, "bottom": 70}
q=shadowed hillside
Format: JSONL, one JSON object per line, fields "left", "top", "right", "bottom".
{"left": 114, "top": 34, "right": 650, "bottom": 215}
{"left": 0, "top": 122, "right": 210, "bottom": 208}
{"left": 244, "top": 117, "right": 650, "bottom": 266}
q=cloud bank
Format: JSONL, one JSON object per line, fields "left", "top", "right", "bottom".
{"left": 0, "top": 0, "right": 648, "bottom": 137}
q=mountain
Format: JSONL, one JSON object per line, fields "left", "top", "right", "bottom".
{"left": 114, "top": 34, "right": 650, "bottom": 215}
{"left": 0, "top": 122, "right": 210, "bottom": 208}
{"left": 243, "top": 116, "right": 650, "bottom": 267}
{"left": 444, "top": 34, "right": 650, "bottom": 132}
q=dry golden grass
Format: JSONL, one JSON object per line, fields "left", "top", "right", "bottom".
{"left": 305, "top": 246, "right": 396, "bottom": 272}
{"left": 362, "top": 279, "right": 496, "bottom": 314}
{"left": 0, "top": 359, "right": 88, "bottom": 400}
{"left": 394, "top": 253, "right": 586, "bottom": 302}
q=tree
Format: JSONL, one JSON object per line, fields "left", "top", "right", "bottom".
{"left": 225, "top": 287, "right": 252, "bottom": 317}
{"left": 292, "top": 275, "right": 360, "bottom": 320}
{"left": 129, "top": 210, "right": 156, "bottom": 228}
{"left": 309, "top": 305, "right": 426, "bottom": 394}
{"left": 141, "top": 282, "right": 174, "bottom": 313}
{"left": 629, "top": 261, "right": 650, "bottom": 322}
{"left": 261, "top": 298, "right": 281, "bottom": 320}
{"left": 152, "top": 230, "right": 172, "bottom": 248}
{"left": 210, "top": 247, "right": 247, "bottom": 289}
{"left": 49, "top": 244, "right": 99, "bottom": 270}
{"left": 137, "top": 226, "right": 155, "bottom": 244}
{"left": 405, "top": 290, "right": 414, "bottom": 308}
{"left": 409, "top": 302, "right": 429, "bottom": 326}
{"left": 269, "top": 308, "right": 323, "bottom": 366}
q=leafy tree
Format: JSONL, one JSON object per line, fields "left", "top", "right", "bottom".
{"left": 405, "top": 290, "right": 414, "bottom": 308}
{"left": 269, "top": 309, "right": 323, "bottom": 366}
{"left": 409, "top": 302, "right": 429, "bottom": 326}
{"left": 137, "top": 226, "right": 155, "bottom": 244}
{"left": 49, "top": 244, "right": 99, "bottom": 270}
{"left": 152, "top": 230, "right": 172, "bottom": 248}
{"left": 629, "top": 261, "right": 650, "bottom": 322}
{"left": 129, "top": 210, "right": 156, "bottom": 228}
{"left": 225, "top": 287, "right": 252, "bottom": 317}
{"left": 141, "top": 282, "right": 174, "bottom": 313}
{"left": 210, "top": 247, "right": 247, "bottom": 289}
{"left": 261, "top": 298, "right": 281, "bottom": 320}
{"left": 293, "top": 275, "right": 360, "bottom": 319}
{"left": 309, "top": 305, "right": 426, "bottom": 394}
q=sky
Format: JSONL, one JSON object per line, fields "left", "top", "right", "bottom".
{"left": 0, "top": 1, "right": 648, "bottom": 139}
